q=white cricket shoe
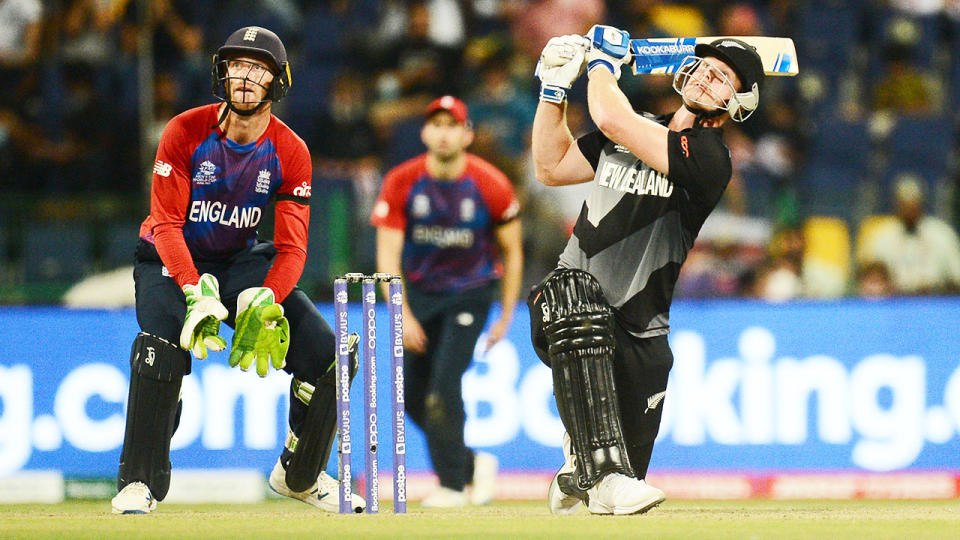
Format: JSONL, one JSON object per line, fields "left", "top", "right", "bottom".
{"left": 421, "top": 486, "right": 468, "bottom": 508}
{"left": 470, "top": 452, "right": 499, "bottom": 505}
{"left": 547, "top": 432, "right": 582, "bottom": 515}
{"left": 111, "top": 481, "right": 157, "bottom": 514}
{"left": 586, "top": 473, "right": 665, "bottom": 515}
{"left": 268, "top": 459, "right": 365, "bottom": 513}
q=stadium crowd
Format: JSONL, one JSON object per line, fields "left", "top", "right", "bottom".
{"left": 1, "top": 0, "right": 959, "bottom": 302}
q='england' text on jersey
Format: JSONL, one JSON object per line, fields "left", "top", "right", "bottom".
{"left": 597, "top": 161, "right": 674, "bottom": 198}
{"left": 411, "top": 225, "right": 474, "bottom": 248}
{"left": 188, "top": 200, "right": 262, "bottom": 229}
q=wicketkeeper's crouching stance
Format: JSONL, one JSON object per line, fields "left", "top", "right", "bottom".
{"left": 529, "top": 25, "right": 766, "bottom": 514}
{"left": 112, "top": 26, "right": 364, "bottom": 514}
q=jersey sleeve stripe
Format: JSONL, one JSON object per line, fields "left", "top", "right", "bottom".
{"left": 274, "top": 193, "right": 310, "bottom": 205}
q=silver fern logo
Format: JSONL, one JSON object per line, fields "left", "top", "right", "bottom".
{"left": 645, "top": 391, "right": 666, "bottom": 413}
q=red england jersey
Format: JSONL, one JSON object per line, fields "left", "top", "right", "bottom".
{"left": 139, "top": 104, "right": 311, "bottom": 301}
{"left": 371, "top": 154, "right": 519, "bottom": 293}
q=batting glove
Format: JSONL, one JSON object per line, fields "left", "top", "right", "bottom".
{"left": 535, "top": 34, "right": 589, "bottom": 103}
{"left": 230, "top": 287, "right": 290, "bottom": 377}
{"left": 585, "top": 25, "right": 632, "bottom": 80}
{"left": 180, "top": 273, "right": 229, "bottom": 359}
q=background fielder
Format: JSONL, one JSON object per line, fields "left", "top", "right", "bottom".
{"left": 372, "top": 96, "right": 523, "bottom": 508}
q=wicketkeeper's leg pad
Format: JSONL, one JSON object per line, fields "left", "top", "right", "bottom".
{"left": 117, "top": 332, "right": 190, "bottom": 501}
{"left": 541, "top": 269, "right": 635, "bottom": 490}
{"left": 283, "top": 333, "right": 359, "bottom": 493}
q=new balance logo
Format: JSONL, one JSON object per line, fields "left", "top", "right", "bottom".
{"left": 153, "top": 160, "right": 172, "bottom": 177}
{"left": 645, "top": 391, "right": 666, "bottom": 413}
{"left": 243, "top": 28, "right": 259, "bottom": 41}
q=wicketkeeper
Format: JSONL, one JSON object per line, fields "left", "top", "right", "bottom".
{"left": 112, "top": 26, "right": 363, "bottom": 514}
{"left": 529, "top": 25, "right": 765, "bottom": 514}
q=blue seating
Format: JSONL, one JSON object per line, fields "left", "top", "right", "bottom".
{"left": 809, "top": 117, "right": 871, "bottom": 175}
{"left": 796, "top": 1, "right": 864, "bottom": 80}
{"left": 887, "top": 117, "right": 954, "bottom": 181}
{"left": 103, "top": 222, "right": 141, "bottom": 270}
{"left": 279, "top": 66, "right": 336, "bottom": 135}
{"left": 24, "top": 224, "right": 92, "bottom": 283}
{"left": 799, "top": 162, "right": 861, "bottom": 220}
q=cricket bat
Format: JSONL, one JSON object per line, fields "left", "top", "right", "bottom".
{"left": 630, "top": 36, "right": 798, "bottom": 76}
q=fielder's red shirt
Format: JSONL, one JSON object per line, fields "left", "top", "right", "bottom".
{"left": 139, "top": 103, "right": 311, "bottom": 302}
{"left": 371, "top": 153, "right": 519, "bottom": 293}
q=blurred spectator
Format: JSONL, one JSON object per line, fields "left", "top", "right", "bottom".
{"left": 749, "top": 225, "right": 804, "bottom": 302}
{"left": 856, "top": 261, "right": 895, "bottom": 298}
{"left": 0, "top": 0, "right": 42, "bottom": 70}
{"left": 0, "top": 0, "right": 42, "bottom": 177}
{"left": 468, "top": 0, "right": 521, "bottom": 35}
{"left": 60, "top": 0, "right": 127, "bottom": 66}
{"left": 717, "top": 3, "right": 764, "bottom": 36}
{"left": 465, "top": 48, "right": 536, "bottom": 161}
{"left": 372, "top": 1, "right": 461, "bottom": 99}
{"left": 872, "top": 17, "right": 942, "bottom": 115}
{"left": 310, "top": 72, "right": 380, "bottom": 165}
{"left": 675, "top": 240, "right": 751, "bottom": 298}
{"left": 675, "top": 212, "right": 771, "bottom": 298}
{"left": 151, "top": 0, "right": 205, "bottom": 72}
{"left": 860, "top": 174, "right": 960, "bottom": 295}
{"left": 509, "top": 0, "right": 604, "bottom": 58}
{"left": 888, "top": 0, "right": 944, "bottom": 16}
{"left": 646, "top": 1, "right": 709, "bottom": 37}
{"left": 368, "top": 1, "right": 465, "bottom": 166}
{"left": 426, "top": 0, "right": 467, "bottom": 48}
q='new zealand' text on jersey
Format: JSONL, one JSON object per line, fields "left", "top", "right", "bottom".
{"left": 139, "top": 103, "right": 312, "bottom": 301}
{"left": 371, "top": 154, "right": 519, "bottom": 293}
{"left": 560, "top": 114, "right": 732, "bottom": 337}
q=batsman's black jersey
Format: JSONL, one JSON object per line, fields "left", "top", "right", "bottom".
{"left": 558, "top": 113, "right": 732, "bottom": 337}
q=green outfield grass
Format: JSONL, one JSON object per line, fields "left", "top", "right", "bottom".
{"left": 2, "top": 499, "right": 959, "bottom": 539}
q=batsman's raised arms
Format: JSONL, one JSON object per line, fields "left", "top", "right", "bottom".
{"left": 631, "top": 36, "right": 798, "bottom": 76}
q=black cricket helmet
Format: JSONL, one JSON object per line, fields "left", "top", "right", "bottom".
{"left": 694, "top": 38, "right": 764, "bottom": 121}
{"left": 211, "top": 26, "right": 292, "bottom": 107}
{"left": 673, "top": 38, "right": 765, "bottom": 122}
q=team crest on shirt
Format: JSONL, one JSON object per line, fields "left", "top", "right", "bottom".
{"left": 255, "top": 170, "right": 271, "bottom": 194}
{"left": 460, "top": 198, "right": 475, "bottom": 222}
{"left": 412, "top": 194, "right": 430, "bottom": 218}
{"left": 193, "top": 160, "right": 218, "bottom": 185}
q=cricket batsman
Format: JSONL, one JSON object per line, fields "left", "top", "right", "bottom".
{"left": 528, "top": 25, "right": 766, "bottom": 514}
{"left": 112, "top": 26, "right": 363, "bottom": 514}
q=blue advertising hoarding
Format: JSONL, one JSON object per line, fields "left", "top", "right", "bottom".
{"left": 1, "top": 298, "right": 958, "bottom": 478}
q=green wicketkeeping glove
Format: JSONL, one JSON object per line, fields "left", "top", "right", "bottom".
{"left": 230, "top": 287, "right": 290, "bottom": 377}
{"left": 180, "top": 273, "right": 229, "bottom": 359}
